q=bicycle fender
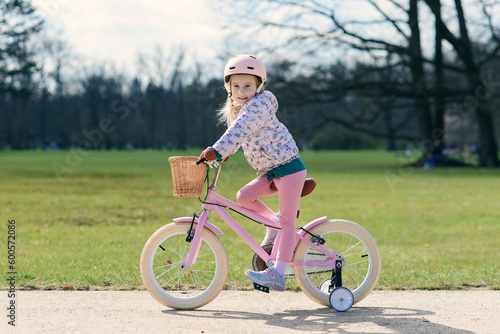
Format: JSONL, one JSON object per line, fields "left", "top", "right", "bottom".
{"left": 298, "top": 216, "right": 328, "bottom": 236}
{"left": 172, "top": 217, "right": 224, "bottom": 235}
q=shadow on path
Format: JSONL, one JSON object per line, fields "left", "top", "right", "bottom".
{"left": 163, "top": 305, "right": 473, "bottom": 333}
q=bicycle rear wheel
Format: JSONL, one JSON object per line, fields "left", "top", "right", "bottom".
{"left": 140, "top": 222, "right": 228, "bottom": 309}
{"left": 293, "top": 219, "right": 381, "bottom": 307}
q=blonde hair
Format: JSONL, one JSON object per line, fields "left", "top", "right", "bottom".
{"left": 216, "top": 98, "right": 237, "bottom": 128}
{"left": 216, "top": 75, "right": 261, "bottom": 128}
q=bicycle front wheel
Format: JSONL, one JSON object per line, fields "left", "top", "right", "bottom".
{"left": 140, "top": 222, "right": 228, "bottom": 309}
{"left": 293, "top": 219, "right": 381, "bottom": 307}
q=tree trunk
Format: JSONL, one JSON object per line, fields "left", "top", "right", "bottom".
{"left": 434, "top": 0, "right": 445, "bottom": 148}
{"left": 475, "top": 106, "right": 499, "bottom": 167}
{"left": 384, "top": 109, "right": 397, "bottom": 151}
{"left": 426, "top": 0, "right": 499, "bottom": 166}
{"left": 454, "top": 0, "right": 499, "bottom": 166}
{"left": 409, "top": 0, "right": 434, "bottom": 163}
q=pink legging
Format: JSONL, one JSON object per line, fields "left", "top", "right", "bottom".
{"left": 236, "top": 169, "right": 307, "bottom": 263}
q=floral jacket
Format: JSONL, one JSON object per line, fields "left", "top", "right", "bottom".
{"left": 212, "top": 91, "right": 299, "bottom": 174}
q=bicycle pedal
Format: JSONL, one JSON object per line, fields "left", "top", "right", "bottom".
{"left": 253, "top": 283, "right": 270, "bottom": 293}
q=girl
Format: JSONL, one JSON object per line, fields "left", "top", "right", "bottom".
{"left": 200, "top": 54, "right": 306, "bottom": 292}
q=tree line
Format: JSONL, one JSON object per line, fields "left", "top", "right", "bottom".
{"left": 1, "top": 0, "right": 500, "bottom": 167}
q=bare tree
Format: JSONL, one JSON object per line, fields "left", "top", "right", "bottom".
{"left": 39, "top": 37, "right": 74, "bottom": 147}
{"left": 424, "top": 0, "right": 499, "bottom": 166}
{"left": 136, "top": 46, "right": 188, "bottom": 148}
{"left": 224, "top": 0, "right": 500, "bottom": 166}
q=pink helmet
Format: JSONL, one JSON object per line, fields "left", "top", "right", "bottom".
{"left": 223, "top": 54, "right": 267, "bottom": 93}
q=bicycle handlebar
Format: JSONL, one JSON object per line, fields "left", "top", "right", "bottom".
{"left": 195, "top": 158, "right": 221, "bottom": 190}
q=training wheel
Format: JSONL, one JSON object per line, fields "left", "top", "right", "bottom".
{"left": 329, "top": 287, "right": 353, "bottom": 312}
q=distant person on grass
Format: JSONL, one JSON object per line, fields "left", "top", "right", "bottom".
{"left": 199, "top": 54, "right": 306, "bottom": 292}
{"left": 424, "top": 141, "right": 446, "bottom": 169}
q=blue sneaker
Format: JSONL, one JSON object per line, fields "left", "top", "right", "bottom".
{"left": 245, "top": 267, "right": 286, "bottom": 292}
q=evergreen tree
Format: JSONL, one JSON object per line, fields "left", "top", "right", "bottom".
{"left": 0, "top": 0, "right": 44, "bottom": 148}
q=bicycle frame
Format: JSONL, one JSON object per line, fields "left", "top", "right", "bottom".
{"left": 179, "top": 161, "right": 343, "bottom": 272}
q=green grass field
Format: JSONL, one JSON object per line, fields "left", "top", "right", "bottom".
{"left": 1, "top": 150, "right": 499, "bottom": 291}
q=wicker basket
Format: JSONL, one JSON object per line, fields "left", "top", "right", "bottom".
{"left": 168, "top": 156, "right": 207, "bottom": 197}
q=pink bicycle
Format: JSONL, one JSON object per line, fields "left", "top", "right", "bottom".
{"left": 140, "top": 157, "right": 381, "bottom": 312}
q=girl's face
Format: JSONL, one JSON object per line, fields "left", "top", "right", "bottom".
{"left": 230, "top": 74, "right": 259, "bottom": 106}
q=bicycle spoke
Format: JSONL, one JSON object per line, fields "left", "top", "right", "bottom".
{"left": 152, "top": 262, "right": 175, "bottom": 271}
{"left": 342, "top": 248, "right": 367, "bottom": 259}
{"left": 155, "top": 263, "right": 179, "bottom": 280}
{"left": 340, "top": 240, "right": 363, "bottom": 257}
{"left": 345, "top": 258, "right": 369, "bottom": 267}
{"left": 348, "top": 269, "right": 368, "bottom": 281}
{"left": 347, "top": 271, "right": 365, "bottom": 287}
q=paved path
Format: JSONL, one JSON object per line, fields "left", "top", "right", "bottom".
{"left": 2, "top": 290, "right": 499, "bottom": 333}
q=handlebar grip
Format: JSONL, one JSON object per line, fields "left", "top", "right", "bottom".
{"left": 204, "top": 149, "right": 217, "bottom": 161}
{"left": 196, "top": 157, "right": 207, "bottom": 165}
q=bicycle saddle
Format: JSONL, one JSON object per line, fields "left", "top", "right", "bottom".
{"left": 270, "top": 178, "right": 316, "bottom": 197}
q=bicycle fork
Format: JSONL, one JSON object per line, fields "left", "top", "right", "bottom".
{"left": 179, "top": 209, "right": 210, "bottom": 270}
